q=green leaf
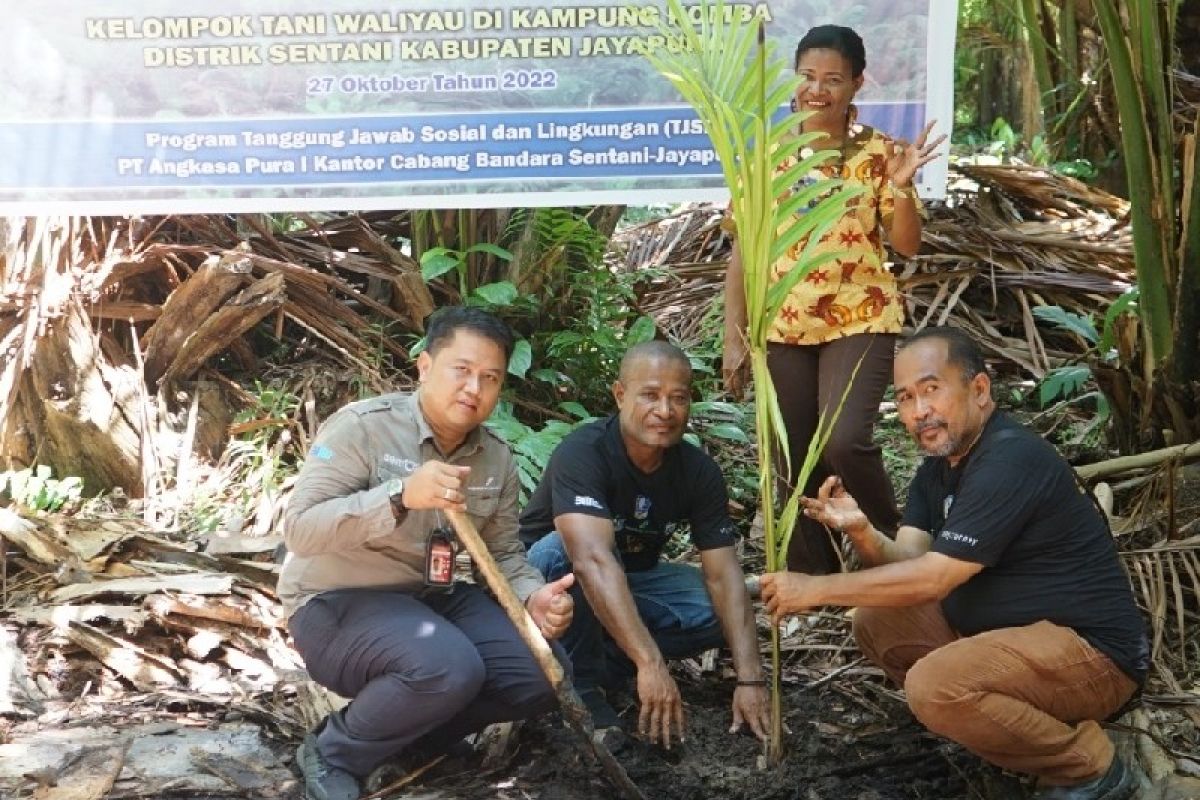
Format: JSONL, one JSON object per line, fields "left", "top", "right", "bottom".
{"left": 465, "top": 243, "right": 514, "bottom": 261}
{"left": 472, "top": 281, "right": 519, "bottom": 306}
{"left": 530, "top": 368, "right": 563, "bottom": 384}
{"left": 420, "top": 248, "right": 461, "bottom": 281}
{"left": 558, "top": 401, "right": 592, "bottom": 420}
{"left": 1032, "top": 306, "right": 1099, "bottom": 344}
{"left": 705, "top": 423, "right": 751, "bottom": 444}
{"left": 1038, "top": 365, "right": 1092, "bottom": 407}
{"left": 627, "top": 315, "right": 657, "bottom": 344}
{"left": 549, "top": 331, "right": 584, "bottom": 348}
{"left": 1098, "top": 288, "right": 1139, "bottom": 354}
{"left": 507, "top": 338, "right": 532, "bottom": 378}
{"left": 692, "top": 400, "right": 743, "bottom": 416}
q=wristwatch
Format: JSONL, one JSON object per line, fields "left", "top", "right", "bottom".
{"left": 384, "top": 477, "right": 406, "bottom": 520}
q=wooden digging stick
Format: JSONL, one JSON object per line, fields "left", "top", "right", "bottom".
{"left": 444, "top": 509, "right": 646, "bottom": 800}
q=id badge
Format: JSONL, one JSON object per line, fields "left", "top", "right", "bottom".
{"left": 424, "top": 526, "right": 457, "bottom": 590}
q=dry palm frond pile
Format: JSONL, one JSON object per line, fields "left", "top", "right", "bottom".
{"left": 0, "top": 214, "right": 427, "bottom": 505}
{"left": 0, "top": 504, "right": 332, "bottom": 797}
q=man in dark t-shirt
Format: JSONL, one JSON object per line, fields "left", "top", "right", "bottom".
{"left": 521, "top": 341, "right": 768, "bottom": 746}
{"left": 761, "top": 327, "right": 1147, "bottom": 800}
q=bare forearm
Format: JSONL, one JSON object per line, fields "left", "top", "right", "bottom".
{"left": 887, "top": 192, "right": 923, "bottom": 257}
{"left": 845, "top": 524, "right": 924, "bottom": 567}
{"left": 576, "top": 556, "right": 663, "bottom": 669}
{"left": 705, "top": 561, "right": 762, "bottom": 680}
{"left": 809, "top": 558, "right": 945, "bottom": 608}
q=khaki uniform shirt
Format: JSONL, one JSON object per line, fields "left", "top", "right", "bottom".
{"left": 277, "top": 391, "right": 543, "bottom": 619}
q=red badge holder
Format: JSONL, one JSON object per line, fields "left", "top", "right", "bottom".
{"left": 424, "top": 526, "right": 458, "bottom": 590}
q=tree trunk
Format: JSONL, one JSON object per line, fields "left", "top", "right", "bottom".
{"left": 18, "top": 298, "right": 144, "bottom": 493}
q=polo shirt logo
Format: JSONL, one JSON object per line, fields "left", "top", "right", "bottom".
{"left": 382, "top": 453, "right": 419, "bottom": 473}
{"left": 634, "top": 495, "right": 651, "bottom": 520}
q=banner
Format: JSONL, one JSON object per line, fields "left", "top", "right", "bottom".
{"left": 0, "top": 1, "right": 956, "bottom": 213}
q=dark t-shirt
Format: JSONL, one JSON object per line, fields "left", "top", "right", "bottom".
{"left": 903, "top": 412, "right": 1149, "bottom": 683}
{"left": 518, "top": 415, "right": 737, "bottom": 571}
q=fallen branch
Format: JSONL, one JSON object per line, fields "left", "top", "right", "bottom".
{"left": 1076, "top": 440, "right": 1200, "bottom": 480}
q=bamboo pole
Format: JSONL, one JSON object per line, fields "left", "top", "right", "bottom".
{"left": 443, "top": 509, "right": 646, "bottom": 800}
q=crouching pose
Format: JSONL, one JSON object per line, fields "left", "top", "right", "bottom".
{"left": 280, "top": 307, "right": 574, "bottom": 800}
{"left": 763, "top": 327, "right": 1148, "bottom": 800}
{"left": 522, "top": 342, "right": 768, "bottom": 747}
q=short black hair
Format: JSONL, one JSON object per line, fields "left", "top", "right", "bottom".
{"left": 424, "top": 306, "right": 514, "bottom": 362}
{"left": 794, "top": 25, "right": 866, "bottom": 77}
{"left": 618, "top": 340, "right": 692, "bottom": 383}
{"left": 900, "top": 326, "right": 987, "bottom": 380}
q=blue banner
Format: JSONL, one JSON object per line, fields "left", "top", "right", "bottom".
{"left": 0, "top": 1, "right": 955, "bottom": 212}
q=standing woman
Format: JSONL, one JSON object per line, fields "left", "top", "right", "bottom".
{"left": 723, "top": 25, "right": 944, "bottom": 574}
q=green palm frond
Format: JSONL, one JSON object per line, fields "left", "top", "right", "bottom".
{"left": 644, "top": 0, "right": 864, "bottom": 762}
{"left": 644, "top": 0, "right": 861, "bottom": 544}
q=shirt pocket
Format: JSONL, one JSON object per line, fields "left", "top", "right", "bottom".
{"left": 465, "top": 486, "right": 501, "bottom": 523}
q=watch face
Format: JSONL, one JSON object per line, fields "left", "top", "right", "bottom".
{"left": 385, "top": 477, "right": 404, "bottom": 497}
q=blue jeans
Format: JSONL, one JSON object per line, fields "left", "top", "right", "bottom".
{"left": 527, "top": 532, "right": 725, "bottom": 691}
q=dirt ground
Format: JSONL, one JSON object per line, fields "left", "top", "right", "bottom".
{"left": 0, "top": 647, "right": 1030, "bottom": 800}
{"left": 389, "top": 669, "right": 1028, "bottom": 800}
{"left": 2, "top": 414, "right": 1196, "bottom": 799}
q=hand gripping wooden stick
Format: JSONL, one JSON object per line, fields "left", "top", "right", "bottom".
{"left": 444, "top": 509, "right": 646, "bottom": 800}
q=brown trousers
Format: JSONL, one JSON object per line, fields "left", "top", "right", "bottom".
{"left": 768, "top": 334, "right": 900, "bottom": 574}
{"left": 853, "top": 603, "right": 1138, "bottom": 785}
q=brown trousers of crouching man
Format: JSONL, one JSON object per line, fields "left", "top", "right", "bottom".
{"left": 853, "top": 602, "right": 1138, "bottom": 787}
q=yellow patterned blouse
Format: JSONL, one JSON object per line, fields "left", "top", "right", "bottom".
{"left": 767, "top": 123, "right": 921, "bottom": 345}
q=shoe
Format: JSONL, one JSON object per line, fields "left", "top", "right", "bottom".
{"left": 1033, "top": 756, "right": 1136, "bottom": 800}
{"left": 366, "top": 735, "right": 476, "bottom": 793}
{"left": 404, "top": 735, "right": 475, "bottom": 771}
{"left": 577, "top": 687, "right": 622, "bottom": 730}
{"left": 297, "top": 732, "right": 362, "bottom": 800}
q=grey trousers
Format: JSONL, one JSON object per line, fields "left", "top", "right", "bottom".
{"left": 288, "top": 583, "right": 567, "bottom": 777}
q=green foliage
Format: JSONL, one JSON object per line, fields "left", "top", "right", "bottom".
{"left": 1090, "top": 0, "right": 1186, "bottom": 381}
{"left": 956, "top": 119, "right": 1101, "bottom": 179}
{"left": 1032, "top": 305, "right": 1099, "bottom": 345}
{"left": 235, "top": 381, "right": 300, "bottom": 425}
{"left": 643, "top": 0, "right": 858, "bottom": 573}
{"left": 508, "top": 339, "right": 533, "bottom": 379}
{"left": 643, "top": 0, "right": 863, "bottom": 760}
{"left": 1031, "top": 293, "right": 1138, "bottom": 409}
{"left": 472, "top": 281, "right": 519, "bottom": 306}
{"left": 486, "top": 401, "right": 594, "bottom": 500}
{"left": 1097, "top": 287, "right": 1140, "bottom": 355}
{"left": 500, "top": 207, "right": 609, "bottom": 274}
{"left": 420, "top": 243, "right": 514, "bottom": 298}
{"left": 1, "top": 465, "right": 83, "bottom": 513}
{"left": 199, "top": 381, "right": 302, "bottom": 532}
{"left": 1039, "top": 365, "right": 1093, "bottom": 407}
{"left": 533, "top": 265, "right": 659, "bottom": 408}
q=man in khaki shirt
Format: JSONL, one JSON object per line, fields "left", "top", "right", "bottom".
{"left": 282, "top": 307, "right": 574, "bottom": 800}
